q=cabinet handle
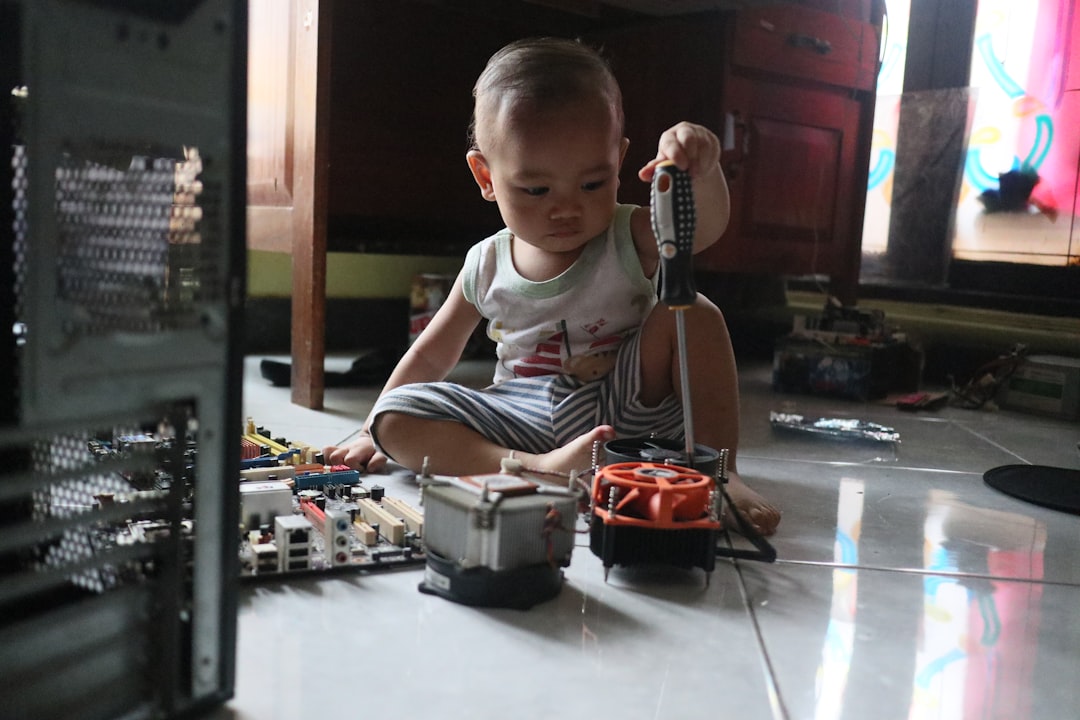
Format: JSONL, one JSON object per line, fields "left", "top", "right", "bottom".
{"left": 727, "top": 112, "right": 750, "bottom": 157}
{"left": 723, "top": 112, "right": 737, "bottom": 152}
{"left": 722, "top": 112, "right": 747, "bottom": 181}
{"left": 788, "top": 33, "right": 832, "bottom": 54}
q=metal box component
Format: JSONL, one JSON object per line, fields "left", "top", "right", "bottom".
{"left": 1, "top": 1, "right": 245, "bottom": 717}
{"left": 422, "top": 474, "right": 577, "bottom": 572}
{"left": 240, "top": 481, "right": 293, "bottom": 530}
{"left": 418, "top": 473, "right": 579, "bottom": 609}
{"left": 999, "top": 354, "right": 1080, "bottom": 420}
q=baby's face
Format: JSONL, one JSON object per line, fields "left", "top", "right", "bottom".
{"left": 478, "top": 97, "right": 627, "bottom": 256}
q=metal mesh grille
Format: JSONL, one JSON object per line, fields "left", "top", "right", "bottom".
{"left": 54, "top": 142, "right": 222, "bottom": 336}
{"left": 1, "top": 407, "right": 195, "bottom": 613}
{"left": 29, "top": 432, "right": 157, "bottom": 595}
{"left": 9, "top": 144, "right": 28, "bottom": 422}
{"left": 12, "top": 144, "right": 28, "bottom": 322}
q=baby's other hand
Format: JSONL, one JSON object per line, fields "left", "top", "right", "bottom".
{"left": 323, "top": 433, "right": 388, "bottom": 473}
{"left": 638, "top": 121, "right": 722, "bottom": 182}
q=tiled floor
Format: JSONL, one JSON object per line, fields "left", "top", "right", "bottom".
{"left": 211, "top": 353, "right": 1080, "bottom": 720}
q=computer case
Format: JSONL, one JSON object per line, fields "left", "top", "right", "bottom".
{"left": 1, "top": 1, "right": 245, "bottom": 717}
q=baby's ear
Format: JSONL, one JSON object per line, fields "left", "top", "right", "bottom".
{"left": 466, "top": 151, "right": 497, "bottom": 201}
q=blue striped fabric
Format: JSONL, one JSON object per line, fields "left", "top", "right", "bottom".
{"left": 370, "top": 331, "right": 683, "bottom": 457}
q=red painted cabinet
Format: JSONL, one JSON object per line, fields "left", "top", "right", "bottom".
{"left": 599, "top": 5, "right": 881, "bottom": 303}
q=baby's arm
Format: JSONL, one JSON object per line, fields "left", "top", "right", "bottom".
{"left": 323, "top": 271, "right": 482, "bottom": 471}
{"left": 634, "top": 121, "right": 730, "bottom": 258}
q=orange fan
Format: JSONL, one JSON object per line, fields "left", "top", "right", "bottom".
{"left": 591, "top": 462, "right": 718, "bottom": 529}
{"left": 589, "top": 461, "right": 721, "bottom": 579}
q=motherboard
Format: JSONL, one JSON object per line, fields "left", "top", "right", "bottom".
{"left": 87, "top": 418, "right": 426, "bottom": 584}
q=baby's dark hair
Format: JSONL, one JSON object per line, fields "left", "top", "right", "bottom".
{"left": 468, "top": 37, "right": 624, "bottom": 151}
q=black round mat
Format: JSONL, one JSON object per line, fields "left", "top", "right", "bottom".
{"left": 983, "top": 465, "right": 1080, "bottom": 514}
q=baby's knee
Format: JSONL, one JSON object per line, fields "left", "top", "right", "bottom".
{"left": 690, "top": 292, "right": 724, "bottom": 321}
{"left": 368, "top": 411, "right": 400, "bottom": 449}
{"left": 648, "top": 291, "right": 722, "bottom": 317}
{"left": 657, "top": 293, "right": 726, "bottom": 336}
{"left": 369, "top": 411, "right": 424, "bottom": 464}
{"left": 370, "top": 410, "right": 406, "bottom": 438}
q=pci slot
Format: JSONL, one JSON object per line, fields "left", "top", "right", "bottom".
{"left": 358, "top": 499, "right": 405, "bottom": 546}
{"left": 380, "top": 496, "right": 424, "bottom": 538}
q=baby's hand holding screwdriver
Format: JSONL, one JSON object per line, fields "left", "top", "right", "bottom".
{"left": 638, "top": 121, "right": 722, "bottom": 182}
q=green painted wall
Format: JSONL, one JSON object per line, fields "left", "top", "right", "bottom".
{"left": 247, "top": 250, "right": 465, "bottom": 299}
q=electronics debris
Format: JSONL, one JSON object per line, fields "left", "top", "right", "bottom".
{"left": 590, "top": 458, "right": 723, "bottom": 581}
{"left": 769, "top": 411, "right": 901, "bottom": 444}
{"left": 591, "top": 438, "right": 776, "bottom": 570}
{"left": 87, "top": 418, "right": 427, "bottom": 584}
{"left": 236, "top": 419, "right": 425, "bottom": 577}
{"left": 87, "top": 413, "right": 779, "bottom": 607}
{"left": 773, "top": 298, "right": 922, "bottom": 401}
{"left": 417, "top": 459, "right": 579, "bottom": 609}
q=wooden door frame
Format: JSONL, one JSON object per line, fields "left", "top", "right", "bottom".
{"left": 246, "top": 0, "right": 331, "bottom": 409}
{"left": 289, "top": 0, "right": 331, "bottom": 409}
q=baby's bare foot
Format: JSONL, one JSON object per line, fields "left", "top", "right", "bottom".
{"left": 526, "top": 426, "right": 616, "bottom": 478}
{"left": 723, "top": 472, "right": 781, "bottom": 536}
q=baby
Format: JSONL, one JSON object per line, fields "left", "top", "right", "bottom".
{"left": 325, "top": 37, "right": 780, "bottom": 536}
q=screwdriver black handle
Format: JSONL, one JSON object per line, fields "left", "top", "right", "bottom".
{"left": 650, "top": 162, "right": 697, "bottom": 308}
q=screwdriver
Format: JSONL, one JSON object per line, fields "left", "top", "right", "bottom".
{"left": 650, "top": 161, "right": 697, "bottom": 467}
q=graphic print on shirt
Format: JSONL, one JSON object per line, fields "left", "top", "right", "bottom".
{"left": 513, "top": 321, "right": 571, "bottom": 378}
{"left": 564, "top": 322, "right": 623, "bottom": 380}
{"left": 512, "top": 318, "right": 625, "bottom": 380}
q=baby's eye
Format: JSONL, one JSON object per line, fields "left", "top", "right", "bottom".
{"left": 582, "top": 180, "right": 607, "bottom": 192}
{"left": 521, "top": 186, "right": 548, "bottom": 197}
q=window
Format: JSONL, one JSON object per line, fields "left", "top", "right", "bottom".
{"left": 953, "top": 0, "right": 1078, "bottom": 266}
{"left": 862, "top": 0, "right": 1079, "bottom": 300}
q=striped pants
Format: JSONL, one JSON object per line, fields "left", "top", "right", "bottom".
{"left": 369, "top": 331, "right": 683, "bottom": 457}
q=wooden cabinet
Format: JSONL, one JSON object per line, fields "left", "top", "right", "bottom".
{"left": 598, "top": 5, "right": 880, "bottom": 303}
{"left": 716, "top": 75, "right": 863, "bottom": 285}
{"left": 323, "top": 1, "right": 555, "bottom": 247}
{"left": 247, "top": 1, "right": 883, "bottom": 408}
{"left": 717, "top": 5, "right": 877, "bottom": 305}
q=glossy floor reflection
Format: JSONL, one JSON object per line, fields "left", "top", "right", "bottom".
{"left": 213, "top": 355, "right": 1080, "bottom": 720}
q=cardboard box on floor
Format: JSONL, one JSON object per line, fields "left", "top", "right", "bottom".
{"left": 998, "top": 354, "right": 1080, "bottom": 420}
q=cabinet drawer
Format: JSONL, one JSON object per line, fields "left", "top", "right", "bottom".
{"left": 732, "top": 4, "right": 877, "bottom": 91}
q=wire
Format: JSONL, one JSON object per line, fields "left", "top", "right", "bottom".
{"left": 948, "top": 344, "right": 1028, "bottom": 409}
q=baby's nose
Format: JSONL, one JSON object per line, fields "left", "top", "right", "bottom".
{"left": 549, "top": 194, "right": 582, "bottom": 219}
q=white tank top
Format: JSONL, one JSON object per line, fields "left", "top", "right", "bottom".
{"left": 462, "top": 204, "right": 657, "bottom": 384}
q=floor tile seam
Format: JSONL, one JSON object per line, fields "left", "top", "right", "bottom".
{"left": 772, "top": 558, "right": 1080, "bottom": 588}
{"left": 951, "top": 422, "right": 1030, "bottom": 464}
{"left": 731, "top": 559, "right": 792, "bottom": 720}
{"left": 740, "top": 454, "right": 979, "bottom": 476}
